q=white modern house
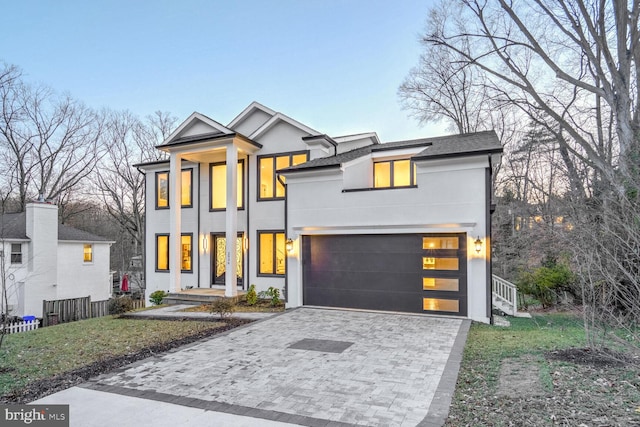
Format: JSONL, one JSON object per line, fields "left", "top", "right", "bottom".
{"left": 138, "top": 102, "right": 502, "bottom": 323}
{"left": 0, "top": 202, "right": 113, "bottom": 318}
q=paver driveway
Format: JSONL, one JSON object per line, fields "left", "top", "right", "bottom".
{"left": 89, "top": 308, "right": 467, "bottom": 426}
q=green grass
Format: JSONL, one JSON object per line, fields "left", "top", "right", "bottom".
{"left": 460, "top": 314, "right": 585, "bottom": 387}
{"left": 0, "top": 316, "right": 224, "bottom": 396}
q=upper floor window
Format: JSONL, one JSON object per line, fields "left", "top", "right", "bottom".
{"left": 83, "top": 244, "right": 93, "bottom": 263}
{"left": 156, "top": 172, "right": 169, "bottom": 208}
{"left": 11, "top": 243, "right": 22, "bottom": 264}
{"left": 210, "top": 160, "right": 244, "bottom": 210}
{"left": 374, "top": 159, "right": 417, "bottom": 188}
{"left": 258, "top": 152, "right": 308, "bottom": 200}
{"left": 155, "top": 169, "right": 193, "bottom": 209}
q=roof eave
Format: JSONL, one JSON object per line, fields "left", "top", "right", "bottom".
{"left": 412, "top": 147, "right": 503, "bottom": 162}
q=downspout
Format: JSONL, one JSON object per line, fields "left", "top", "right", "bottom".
{"left": 486, "top": 153, "right": 493, "bottom": 325}
{"left": 197, "top": 164, "right": 201, "bottom": 288}
{"left": 277, "top": 174, "right": 288, "bottom": 303}
{"left": 245, "top": 155, "right": 250, "bottom": 291}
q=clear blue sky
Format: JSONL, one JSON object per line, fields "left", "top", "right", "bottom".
{"left": 1, "top": 0, "right": 445, "bottom": 142}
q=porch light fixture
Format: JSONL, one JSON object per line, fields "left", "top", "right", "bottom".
{"left": 285, "top": 238, "right": 294, "bottom": 253}
{"left": 202, "top": 235, "right": 208, "bottom": 253}
{"left": 474, "top": 237, "right": 483, "bottom": 254}
{"left": 243, "top": 236, "right": 249, "bottom": 251}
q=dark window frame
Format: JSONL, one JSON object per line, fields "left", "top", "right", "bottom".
{"left": 257, "top": 150, "right": 309, "bottom": 201}
{"left": 10, "top": 243, "right": 22, "bottom": 264}
{"left": 373, "top": 159, "right": 417, "bottom": 188}
{"left": 209, "top": 159, "right": 246, "bottom": 211}
{"left": 181, "top": 168, "right": 194, "bottom": 208}
{"left": 155, "top": 233, "right": 170, "bottom": 272}
{"left": 181, "top": 232, "right": 193, "bottom": 273}
{"left": 155, "top": 171, "right": 170, "bottom": 210}
{"left": 257, "top": 230, "right": 286, "bottom": 277}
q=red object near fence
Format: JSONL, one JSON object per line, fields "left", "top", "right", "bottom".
{"left": 121, "top": 274, "right": 129, "bottom": 292}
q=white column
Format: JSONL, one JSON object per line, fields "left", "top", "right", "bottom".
{"left": 169, "top": 152, "right": 182, "bottom": 293}
{"left": 225, "top": 144, "right": 238, "bottom": 297}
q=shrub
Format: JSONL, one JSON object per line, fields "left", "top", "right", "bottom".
{"left": 149, "top": 290, "right": 168, "bottom": 306}
{"left": 108, "top": 296, "right": 134, "bottom": 314}
{"left": 246, "top": 284, "right": 258, "bottom": 306}
{"left": 517, "top": 262, "right": 576, "bottom": 308}
{"left": 209, "top": 298, "right": 235, "bottom": 319}
{"left": 258, "top": 286, "right": 282, "bottom": 307}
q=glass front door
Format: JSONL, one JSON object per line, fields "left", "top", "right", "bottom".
{"left": 212, "top": 234, "right": 244, "bottom": 286}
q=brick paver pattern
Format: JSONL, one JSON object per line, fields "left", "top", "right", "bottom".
{"left": 97, "top": 308, "right": 462, "bottom": 426}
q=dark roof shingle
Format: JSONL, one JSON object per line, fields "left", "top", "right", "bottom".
{"left": 0, "top": 212, "right": 110, "bottom": 242}
{"left": 281, "top": 130, "right": 501, "bottom": 173}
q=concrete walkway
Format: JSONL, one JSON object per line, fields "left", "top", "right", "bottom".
{"left": 34, "top": 308, "right": 470, "bottom": 427}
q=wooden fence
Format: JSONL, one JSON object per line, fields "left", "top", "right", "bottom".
{"left": 42, "top": 296, "right": 146, "bottom": 326}
{"left": 1, "top": 319, "right": 39, "bottom": 335}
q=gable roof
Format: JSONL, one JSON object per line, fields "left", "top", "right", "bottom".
{"left": 249, "top": 111, "right": 320, "bottom": 140}
{"left": 281, "top": 130, "right": 502, "bottom": 173}
{"left": 0, "top": 212, "right": 111, "bottom": 242}
{"left": 157, "top": 112, "right": 236, "bottom": 148}
{"left": 227, "top": 101, "right": 276, "bottom": 129}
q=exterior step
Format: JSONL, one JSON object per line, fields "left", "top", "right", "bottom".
{"left": 164, "top": 292, "right": 245, "bottom": 306}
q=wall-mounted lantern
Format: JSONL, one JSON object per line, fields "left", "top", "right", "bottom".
{"left": 202, "top": 235, "right": 208, "bottom": 253}
{"left": 474, "top": 237, "right": 483, "bottom": 254}
{"left": 285, "top": 238, "right": 294, "bottom": 253}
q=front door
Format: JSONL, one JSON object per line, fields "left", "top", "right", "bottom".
{"left": 212, "top": 233, "right": 244, "bottom": 286}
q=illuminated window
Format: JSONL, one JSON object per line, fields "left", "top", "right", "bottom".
{"left": 422, "top": 278, "right": 459, "bottom": 291}
{"left": 423, "top": 298, "right": 459, "bottom": 313}
{"left": 181, "top": 234, "right": 192, "bottom": 272}
{"left": 258, "top": 231, "right": 286, "bottom": 275}
{"left": 181, "top": 169, "right": 192, "bottom": 207}
{"left": 155, "top": 169, "right": 192, "bottom": 209}
{"left": 422, "top": 257, "right": 459, "bottom": 270}
{"left": 156, "top": 234, "right": 169, "bottom": 271}
{"left": 83, "top": 244, "right": 93, "bottom": 263}
{"left": 258, "top": 152, "right": 308, "bottom": 200}
{"left": 373, "top": 159, "right": 416, "bottom": 188}
{"left": 210, "top": 160, "right": 244, "bottom": 210}
{"left": 10, "top": 243, "right": 22, "bottom": 264}
{"left": 156, "top": 172, "right": 169, "bottom": 208}
{"left": 422, "top": 237, "right": 459, "bottom": 249}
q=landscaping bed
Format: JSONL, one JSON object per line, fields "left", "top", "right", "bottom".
{"left": 181, "top": 300, "right": 285, "bottom": 313}
{"left": 0, "top": 316, "right": 251, "bottom": 404}
{"left": 445, "top": 313, "right": 640, "bottom": 426}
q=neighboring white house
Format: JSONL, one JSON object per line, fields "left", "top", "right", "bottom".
{"left": 0, "top": 201, "right": 113, "bottom": 318}
{"left": 137, "top": 102, "right": 502, "bottom": 323}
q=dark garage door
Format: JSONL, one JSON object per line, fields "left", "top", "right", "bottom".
{"left": 302, "top": 234, "right": 467, "bottom": 315}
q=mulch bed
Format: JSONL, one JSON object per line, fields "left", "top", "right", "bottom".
{"left": 547, "top": 347, "right": 634, "bottom": 367}
{"left": 0, "top": 318, "right": 252, "bottom": 404}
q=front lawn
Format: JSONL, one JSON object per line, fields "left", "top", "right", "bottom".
{"left": 446, "top": 313, "right": 640, "bottom": 426}
{"left": 0, "top": 316, "right": 238, "bottom": 402}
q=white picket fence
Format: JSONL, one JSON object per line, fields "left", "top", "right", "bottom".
{"left": 1, "top": 319, "right": 39, "bottom": 335}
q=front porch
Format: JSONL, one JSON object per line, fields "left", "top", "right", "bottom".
{"left": 164, "top": 288, "right": 247, "bottom": 306}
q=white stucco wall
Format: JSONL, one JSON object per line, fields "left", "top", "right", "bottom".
{"left": 284, "top": 155, "right": 491, "bottom": 323}
{"left": 56, "top": 242, "right": 112, "bottom": 303}
{"left": 232, "top": 109, "right": 272, "bottom": 136}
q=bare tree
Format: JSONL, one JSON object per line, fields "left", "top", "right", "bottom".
{"left": 0, "top": 67, "right": 105, "bottom": 211}
{"left": 94, "top": 110, "right": 176, "bottom": 275}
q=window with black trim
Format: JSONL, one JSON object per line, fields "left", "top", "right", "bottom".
{"left": 10, "top": 243, "right": 22, "bottom": 264}
{"left": 155, "top": 169, "right": 193, "bottom": 209}
{"left": 373, "top": 159, "right": 417, "bottom": 188}
{"left": 258, "top": 231, "right": 286, "bottom": 275}
{"left": 181, "top": 169, "right": 193, "bottom": 207}
{"left": 210, "top": 160, "right": 244, "bottom": 210}
{"left": 156, "top": 234, "right": 169, "bottom": 271}
{"left": 156, "top": 172, "right": 169, "bottom": 208}
{"left": 258, "top": 152, "right": 308, "bottom": 200}
{"left": 181, "top": 234, "right": 192, "bottom": 272}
